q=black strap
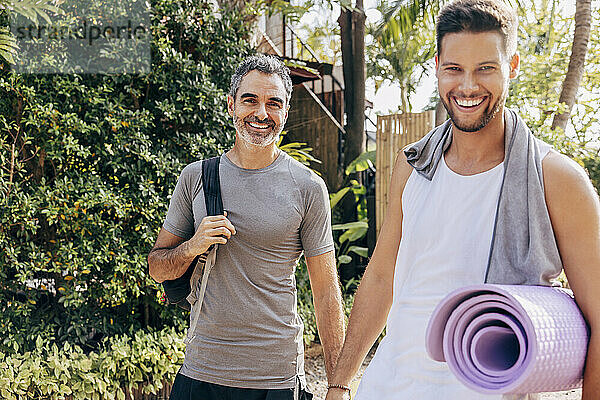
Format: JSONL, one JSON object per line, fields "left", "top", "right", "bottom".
{"left": 202, "top": 156, "right": 224, "bottom": 216}
{"left": 162, "top": 156, "right": 223, "bottom": 310}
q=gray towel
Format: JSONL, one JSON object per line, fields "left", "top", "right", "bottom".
{"left": 404, "top": 108, "right": 563, "bottom": 286}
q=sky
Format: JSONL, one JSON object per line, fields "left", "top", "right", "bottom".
{"left": 295, "top": 1, "right": 579, "bottom": 116}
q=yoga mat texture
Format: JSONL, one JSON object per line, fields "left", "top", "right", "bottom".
{"left": 425, "top": 284, "right": 588, "bottom": 394}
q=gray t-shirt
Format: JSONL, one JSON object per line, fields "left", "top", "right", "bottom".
{"left": 163, "top": 151, "right": 334, "bottom": 389}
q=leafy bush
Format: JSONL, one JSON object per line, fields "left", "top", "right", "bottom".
{"left": 0, "top": 0, "right": 252, "bottom": 353}
{"left": 0, "top": 327, "right": 184, "bottom": 400}
{"left": 507, "top": 5, "right": 600, "bottom": 193}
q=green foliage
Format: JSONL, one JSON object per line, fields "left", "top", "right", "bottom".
{"left": 367, "top": 1, "right": 437, "bottom": 112}
{"left": 295, "top": 257, "right": 318, "bottom": 345}
{"left": 345, "top": 150, "right": 375, "bottom": 175}
{"left": 507, "top": 1, "right": 600, "bottom": 191}
{"left": 277, "top": 131, "right": 321, "bottom": 168}
{"left": 0, "top": 0, "right": 62, "bottom": 64}
{"left": 330, "top": 150, "right": 370, "bottom": 270}
{"left": 0, "top": 327, "right": 185, "bottom": 400}
{"left": 1, "top": 0, "right": 252, "bottom": 353}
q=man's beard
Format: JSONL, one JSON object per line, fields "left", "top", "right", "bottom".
{"left": 441, "top": 89, "right": 506, "bottom": 133}
{"left": 233, "top": 114, "right": 283, "bottom": 147}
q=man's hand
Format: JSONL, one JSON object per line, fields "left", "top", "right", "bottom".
{"left": 183, "top": 212, "right": 236, "bottom": 257}
{"left": 148, "top": 213, "right": 236, "bottom": 283}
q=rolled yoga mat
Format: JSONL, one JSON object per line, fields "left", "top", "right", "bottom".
{"left": 425, "top": 284, "right": 589, "bottom": 394}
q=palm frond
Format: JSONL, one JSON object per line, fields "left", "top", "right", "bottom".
{"left": 3, "top": 0, "right": 63, "bottom": 25}
{"left": 0, "top": 28, "right": 18, "bottom": 64}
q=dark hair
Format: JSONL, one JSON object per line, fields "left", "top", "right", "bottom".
{"left": 436, "top": 0, "right": 517, "bottom": 59}
{"left": 229, "top": 54, "right": 293, "bottom": 103}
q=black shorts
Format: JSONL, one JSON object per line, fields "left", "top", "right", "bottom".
{"left": 169, "top": 373, "right": 313, "bottom": 400}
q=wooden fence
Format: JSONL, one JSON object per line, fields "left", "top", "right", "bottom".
{"left": 376, "top": 111, "right": 435, "bottom": 234}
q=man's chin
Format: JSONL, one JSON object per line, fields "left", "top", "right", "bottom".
{"left": 452, "top": 120, "right": 488, "bottom": 133}
{"left": 239, "top": 131, "right": 279, "bottom": 147}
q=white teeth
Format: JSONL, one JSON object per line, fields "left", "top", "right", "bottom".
{"left": 456, "top": 97, "right": 484, "bottom": 107}
{"left": 248, "top": 122, "right": 269, "bottom": 129}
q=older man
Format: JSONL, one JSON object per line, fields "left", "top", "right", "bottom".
{"left": 326, "top": 1, "right": 600, "bottom": 399}
{"left": 148, "top": 55, "right": 345, "bottom": 400}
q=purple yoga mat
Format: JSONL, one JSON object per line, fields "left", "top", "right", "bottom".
{"left": 425, "top": 284, "right": 588, "bottom": 394}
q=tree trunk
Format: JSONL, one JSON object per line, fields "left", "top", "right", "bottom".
{"left": 347, "top": 0, "right": 366, "bottom": 167}
{"left": 338, "top": 1, "right": 366, "bottom": 174}
{"left": 551, "top": 0, "right": 591, "bottom": 131}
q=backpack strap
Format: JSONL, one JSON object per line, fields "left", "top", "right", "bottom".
{"left": 185, "top": 156, "right": 223, "bottom": 344}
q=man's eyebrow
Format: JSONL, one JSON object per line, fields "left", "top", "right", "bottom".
{"left": 240, "top": 93, "right": 258, "bottom": 100}
{"left": 239, "top": 93, "right": 284, "bottom": 105}
{"left": 478, "top": 60, "right": 501, "bottom": 66}
{"left": 440, "top": 60, "right": 501, "bottom": 67}
{"left": 268, "top": 96, "right": 284, "bottom": 105}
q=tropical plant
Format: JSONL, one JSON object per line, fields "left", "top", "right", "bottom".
{"left": 0, "top": 0, "right": 62, "bottom": 63}
{"left": 0, "top": 327, "right": 185, "bottom": 400}
{"left": 507, "top": 1, "right": 600, "bottom": 191}
{"left": 367, "top": 4, "right": 435, "bottom": 113}
{"left": 0, "top": 0, "right": 252, "bottom": 354}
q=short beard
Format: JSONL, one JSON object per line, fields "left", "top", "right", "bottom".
{"left": 233, "top": 114, "right": 282, "bottom": 147}
{"left": 442, "top": 90, "right": 506, "bottom": 133}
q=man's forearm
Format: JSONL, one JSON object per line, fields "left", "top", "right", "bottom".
{"left": 583, "top": 330, "right": 600, "bottom": 400}
{"left": 148, "top": 241, "right": 195, "bottom": 283}
{"left": 328, "top": 272, "right": 392, "bottom": 387}
{"left": 314, "top": 286, "right": 346, "bottom": 380}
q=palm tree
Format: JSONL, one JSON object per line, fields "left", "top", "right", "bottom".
{"left": 551, "top": 0, "right": 592, "bottom": 131}
{"left": 368, "top": 4, "right": 437, "bottom": 113}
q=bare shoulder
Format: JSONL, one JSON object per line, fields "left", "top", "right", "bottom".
{"left": 542, "top": 149, "right": 597, "bottom": 199}
{"left": 391, "top": 145, "right": 415, "bottom": 191}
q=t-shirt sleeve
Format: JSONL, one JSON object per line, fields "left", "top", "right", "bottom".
{"left": 300, "top": 175, "right": 335, "bottom": 258}
{"left": 163, "top": 165, "right": 196, "bottom": 240}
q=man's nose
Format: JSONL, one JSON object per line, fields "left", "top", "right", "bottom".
{"left": 254, "top": 102, "right": 268, "bottom": 120}
{"left": 458, "top": 72, "right": 479, "bottom": 94}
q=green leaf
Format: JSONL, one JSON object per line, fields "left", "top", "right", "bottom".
{"left": 0, "top": 29, "right": 17, "bottom": 64}
{"left": 339, "top": 226, "right": 367, "bottom": 243}
{"left": 348, "top": 246, "right": 368, "bottom": 258}
{"left": 329, "top": 187, "right": 350, "bottom": 209}
{"left": 338, "top": 255, "right": 352, "bottom": 264}
{"left": 345, "top": 151, "right": 376, "bottom": 175}
{"left": 332, "top": 221, "right": 369, "bottom": 231}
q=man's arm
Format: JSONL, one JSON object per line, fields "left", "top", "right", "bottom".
{"left": 148, "top": 214, "right": 236, "bottom": 283}
{"left": 325, "top": 153, "right": 414, "bottom": 400}
{"left": 543, "top": 151, "right": 600, "bottom": 400}
{"left": 306, "top": 250, "right": 345, "bottom": 380}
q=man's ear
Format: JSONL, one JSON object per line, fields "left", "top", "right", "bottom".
{"left": 227, "top": 95, "right": 234, "bottom": 117}
{"left": 435, "top": 55, "right": 439, "bottom": 77}
{"left": 509, "top": 53, "right": 520, "bottom": 79}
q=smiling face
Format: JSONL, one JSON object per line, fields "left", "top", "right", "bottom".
{"left": 436, "top": 30, "right": 519, "bottom": 134}
{"left": 227, "top": 70, "right": 289, "bottom": 148}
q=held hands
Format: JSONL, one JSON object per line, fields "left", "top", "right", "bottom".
{"left": 185, "top": 212, "right": 236, "bottom": 257}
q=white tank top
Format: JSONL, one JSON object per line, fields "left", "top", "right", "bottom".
{"left": 356, "top": 146, "right": 548, "bottom": 400}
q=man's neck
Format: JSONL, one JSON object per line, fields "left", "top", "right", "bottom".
{"left": 226, "top": 140, "right": 280, "bottom": 170}
{"left": 444, "top": 108, "right": 506, "bottom": 175}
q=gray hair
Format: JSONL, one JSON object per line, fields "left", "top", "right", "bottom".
{"left": 229, "top": 55, "right": 293, "bottom": 104}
